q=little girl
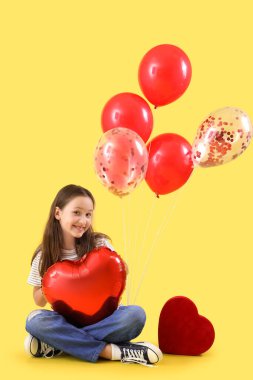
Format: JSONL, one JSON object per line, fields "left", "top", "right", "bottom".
{"left": 25, "top": 184, "right": 163, "bottom": 366}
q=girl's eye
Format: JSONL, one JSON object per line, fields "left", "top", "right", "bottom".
{"left": 74, "top": 211, "right": 80, "bottom": 215}
{"left": 86, "top": 213, "right": 92, "bottom": 218}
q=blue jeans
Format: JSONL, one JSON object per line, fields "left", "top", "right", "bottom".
{"left": 25, "top": 305, "right": 146, "bottom": 362}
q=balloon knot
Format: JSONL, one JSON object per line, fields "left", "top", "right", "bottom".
{"left": 156, "top": 193, "right": 160, "bottom": 199}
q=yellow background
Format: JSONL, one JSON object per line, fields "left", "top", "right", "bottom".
{"left": 1, "top": 0, "right": 252, "bottom": 378}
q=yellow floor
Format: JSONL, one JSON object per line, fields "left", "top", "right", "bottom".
{"left": 7, "top": 345, "right": 245, "bottom": 380}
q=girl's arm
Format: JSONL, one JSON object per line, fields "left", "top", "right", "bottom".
{"left": 123, "top": 260, "right": 129, "bottom": 275}
{"left": 33, "top": 286, "right": 47, "bottom": 307}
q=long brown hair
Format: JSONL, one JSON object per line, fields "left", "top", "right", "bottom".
{"left": 31, "top": 184, "right": 110, "bottom": 277}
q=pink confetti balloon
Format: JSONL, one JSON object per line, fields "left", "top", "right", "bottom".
{"left": 192, "top": 107, "right": 253, "bottom": 167}
{"left": 94, "top": 127, "right": 148, "bottom": 197}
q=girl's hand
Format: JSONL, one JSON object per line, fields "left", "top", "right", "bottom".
{"left": 33, "top": 286, "right": 48, "bottom": 307}
{"left": 123, "top": 260, "right": 129, "bottom": 275}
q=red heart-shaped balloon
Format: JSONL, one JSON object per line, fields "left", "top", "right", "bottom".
{"left": 42, "top": 247, "right": 126, "bottom": 327}
{"left": 158, "top": 296, "right": 215, "bottom": 355}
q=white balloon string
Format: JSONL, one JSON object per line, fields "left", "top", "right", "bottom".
{"left": 126, "top": 193, "right": 133, "bottom": 304}
{"left": 130, "top": 197, "right": 141, "bottom": 304}
{"left": 128, "top": 190, "right": 154, "bottom": 305}
{"left": 128, "top": 192, "right": 140, "bottom": 305}
{"left": 121, "top": 197, "right": 130, "bottom": 305}
{"left": 131, "top": 195, "right": 157, "bottom": 303}
{"left": 128, "top": 141, "right": 154, "bottom": 304}
{"left": 133, "top": 189, "right": 182, "bottom": 304}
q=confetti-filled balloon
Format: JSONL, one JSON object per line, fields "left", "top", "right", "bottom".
{"left": 94, "top": 127, "right": 148, "bottom": 197}
{"left": 192, "top": 107, "right": 253, "bottom": 167}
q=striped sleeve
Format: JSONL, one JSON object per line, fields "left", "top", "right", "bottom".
{"left": 95, "top": 238, "right": 115, "bottom": 251}
{"left": 27, "top": 251, "right": 42, "bottom": 286}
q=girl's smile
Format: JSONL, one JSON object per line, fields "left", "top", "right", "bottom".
{"left": 73, "top": 225, "right": 85, "bottom": 233}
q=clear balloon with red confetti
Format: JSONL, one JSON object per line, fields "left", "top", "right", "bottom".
{"left": 94, "top": 127, "right": 148, "bottom": 197}
{"left": 192, "top": 107, "right": 253, "bottom": 167}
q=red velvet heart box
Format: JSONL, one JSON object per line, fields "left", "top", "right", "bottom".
{"left": 158, "top": 296, "right": 215, "bottom": 355}
{"left": 42, "top": 247, "right": 126, "bottom": 327}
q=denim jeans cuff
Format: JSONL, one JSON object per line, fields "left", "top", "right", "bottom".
{"left": 91, "top": 341, "right": 108, "bottom": 362}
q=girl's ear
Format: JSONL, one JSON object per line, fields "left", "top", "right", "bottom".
{"left": 55, "top": 207, "right": 61, "bottom": 220}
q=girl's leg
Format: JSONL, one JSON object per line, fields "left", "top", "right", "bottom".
{"left": 25, "top": 305, "right": 146, "bottom": 362}
{"left": 83, "top": 305, "right": 146, "bottom": 343}
{"left": 25, "top": 309, "right": 107, "bottom": 363}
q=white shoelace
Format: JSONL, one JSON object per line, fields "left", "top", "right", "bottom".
{"left": 41, "top": 341, "right": 55, "bottom": 358}
{"left": 121, "top": 348, "right": 154, "bottom": 367}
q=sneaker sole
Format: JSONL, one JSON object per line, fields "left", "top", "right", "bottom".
{"left": 133, "top": 342, "right": 163, "bottom": 363}
{"left": 24, "top": 334, "right": 63, "bottom": 358}
{"left": 24, "top": 334, "right": 42, "bottom": 357}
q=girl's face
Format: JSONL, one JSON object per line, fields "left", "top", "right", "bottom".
{"left": 55, "top": 196, "right": 94, "bottom": 247}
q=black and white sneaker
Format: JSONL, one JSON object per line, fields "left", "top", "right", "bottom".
{"left": 118, "top": 341, "right": 163, "bottom": 366}
{"left": 24, "top": 334, "right": 63, "bottom": 358}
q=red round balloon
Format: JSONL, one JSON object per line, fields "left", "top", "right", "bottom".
{"left": 138, "top": 44, "right": 192, "bottom": 107}
{"left": 101, "top": 92, "right": 153, "bottom": 142}
{"left": 145, "top": 133, "right": 193, "bottom": 195}
{"left": 42, "top": 247, "right": 126, "bottom": 327}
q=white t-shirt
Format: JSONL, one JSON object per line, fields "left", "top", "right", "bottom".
{"left": 27, "top": 239, "right": 115, "bottom": 287}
